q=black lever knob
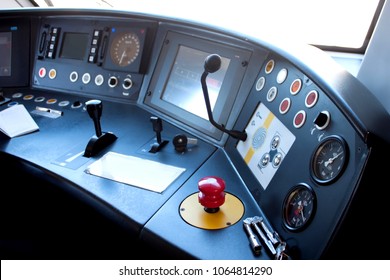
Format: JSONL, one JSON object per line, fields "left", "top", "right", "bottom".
{"left": 150, "top": 116, "right": 163, "bottom": 144}
{"left": 204, "top": 54, "right": 221, "bottom": 73}
{"left": 85, "top": 99, "right": 103, "bottom": 137}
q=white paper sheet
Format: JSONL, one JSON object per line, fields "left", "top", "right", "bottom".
{"left": 0, "top": 104, "right": 39, "bottom": 138}
{"left": 85, "top": 152, "right": 186, "bottom": 193}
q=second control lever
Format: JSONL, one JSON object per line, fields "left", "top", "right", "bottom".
{"left": 149, "top": 116, "right": 168, "bottom": 153}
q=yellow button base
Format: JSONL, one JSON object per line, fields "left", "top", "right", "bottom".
{"left": 179, "top": 192, "right": 244, "bottom": 230}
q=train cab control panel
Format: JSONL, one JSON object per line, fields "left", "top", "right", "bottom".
{"left": 1, "top": 8, "right": 390, "bottom": 260}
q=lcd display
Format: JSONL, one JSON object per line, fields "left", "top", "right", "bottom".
{"left": 144, "top": 30, "right": 252, "bottom": 141}
{"left": 60, "top": 32, "right": 89, "bottom": 60}
{"left": 162, "top": 45, "right": 230, "bottom": 120}
{"left": 0, "top": 32, "right": 12, "bottom": 76}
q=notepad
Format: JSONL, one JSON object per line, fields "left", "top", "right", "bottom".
{"left": 0, "top": 104, "right": 39, "bottom": 138}
{"left": 85, "top": 152, "right": 186, "bottom": 193}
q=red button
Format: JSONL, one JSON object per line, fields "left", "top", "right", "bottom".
{"left": 293, "top": 110, "right": 306, "bottom": 128}
{"left": 38, "top": 67, "right": 46, "bottom": 78}
{"left": 198, "top": 176, "right": 226, "bottom": 210}
{"left": 305, "top": 90, "right": 318, "bottom": 108}
{"left": 279, "top": 98, "right": 291, "bottom": 114}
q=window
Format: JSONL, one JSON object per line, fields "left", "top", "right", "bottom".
{"left": 29, "top": 0, "right": 384, "bottom": 52}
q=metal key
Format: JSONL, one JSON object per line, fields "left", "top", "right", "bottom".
{"left": 251, "top": 217, "right": 276, "bottom": 255}
{"left": 252, "top": 216, "right": 279, "bottom": 245}
{"left": 275, "top": 241, "right": 290, "bottom": 260}
{"left": 243, "top": 218, "right": 262, "bottom": 255}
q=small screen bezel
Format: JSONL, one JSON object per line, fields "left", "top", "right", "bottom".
{"left": 144, "top": 31, "right": 251, "bottom": 140}
{"left": 0, "top": 31, "right": 12, "bottom": 77}
{"left": 59, "top": 32, "right": 89, "bottom": 60}
{"left": 0, "top": 18, "right": 30, "bottom": 87}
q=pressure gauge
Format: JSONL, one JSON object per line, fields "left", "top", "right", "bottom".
{"left": 283, "top": 184, "right": 316, "bottom": 231}
{"left": 311, "top": 136, "right": 348, "bottom": 184}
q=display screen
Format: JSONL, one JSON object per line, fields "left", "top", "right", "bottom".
{"left": 60, "top": 32, "right": 89, "bottom": 60}
{"left": 144, "top": 31, "right": 252, "bottom": 141}
{"left": 162, "top": 45, "right": 230, "bottom": 120}
{"left": 0, "top": 32, "right": 12, "bottom": 76}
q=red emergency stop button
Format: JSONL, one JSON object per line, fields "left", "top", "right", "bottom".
{"left": 198, "top": 176, "right": 226, "bottom": 213}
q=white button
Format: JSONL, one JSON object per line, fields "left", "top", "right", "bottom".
{"left": 276, "top": 68, "right": 288, "bottom": 84}
{"left": 70, "top": 71, "right": 78, "bottom": 82}
{"left": 95, "top": 74, "right": 104, "bottom": 86}
{"left": 256, "top": 76, "right": 265, "bottom": 91}
{"left": 82, "top": 73, "right": 91, "bottom": 84}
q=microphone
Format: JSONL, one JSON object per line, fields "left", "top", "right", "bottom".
{"left": 200, "top": 54, "right": 247, "bottom": 141}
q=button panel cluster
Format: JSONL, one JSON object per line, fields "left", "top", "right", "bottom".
{"left": 255, "top": 59, "right": 329, "bottom": 131}
{"left": 88, "top": 30, "right": 102, "bottom": 63}
{"left": 46, "top": 27, "right": 61, "bottom": 59}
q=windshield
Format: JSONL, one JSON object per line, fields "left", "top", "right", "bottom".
{"left": 19, "top": 0, "right": 384, "bottom": 51}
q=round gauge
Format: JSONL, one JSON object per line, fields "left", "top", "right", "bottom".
{"left": 110, "top": 32, "right": 141, "bottom": 67}
{"left": 311, "top": 136, "right": 348, "bottom": 184}
{"left": 283, "top": 184, "right": 316, "bottom": 231}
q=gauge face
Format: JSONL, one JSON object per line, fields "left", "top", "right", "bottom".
{"left": 110, "top": 32, "right": 141, "bottom": 67}
{"left": 311, "top": 136, "right": 348, "bottom": 184}
{"left": 283, "top": 185, "right": 316, "bottom": 231}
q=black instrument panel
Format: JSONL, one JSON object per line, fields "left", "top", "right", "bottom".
{"left": 33, "top": 16, "right": 157, "bottom": 101}
{"left": 143, "top": 28, "right": 257, "bottom": 143}
{"left": 1, "top": 8, "right": 390, "bottom": 260}
{"left": 224, "top": 53, "right": 370, "bottom": 258}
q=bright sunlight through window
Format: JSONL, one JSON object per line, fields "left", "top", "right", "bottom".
{"left": 34, "top": 0, "right": 380, "bottom": 49}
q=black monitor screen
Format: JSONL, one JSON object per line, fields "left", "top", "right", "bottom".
{"left": 162, "top": 45, "right": 230, "bottom": 120}
{"left": 144, "top": 31, "right": 251, "bottom": 141}
{"left": 144, "top": 31, "right": 252, "bottom": 141}
{"left": 0, "top": 18, "right": 30, "bottom": 87}
{"left": 0, "top": 32, "right": 12, "bottom": 76}
{"left": 60, "top": 32, "right": 89, "bottom": 60}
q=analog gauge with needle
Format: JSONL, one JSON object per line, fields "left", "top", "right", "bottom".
{"left": 311, "top": 136, "right": 348, "bottom": 184}
{"left": 283, "top": 184, "right": 316, "bottom": 231}
{"left": 109, "top": 32, "right": 141, "bottom": 67}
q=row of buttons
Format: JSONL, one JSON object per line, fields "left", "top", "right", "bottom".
{"left": 10, "top": 93, "right": 84, "bottom": 109}
{"left": 37, "top": 66, "right": 133, "bottom": 91}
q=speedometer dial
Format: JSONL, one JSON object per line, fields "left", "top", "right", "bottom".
{"left": 110, "top": 32, "right": 141, "bottom": 67}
